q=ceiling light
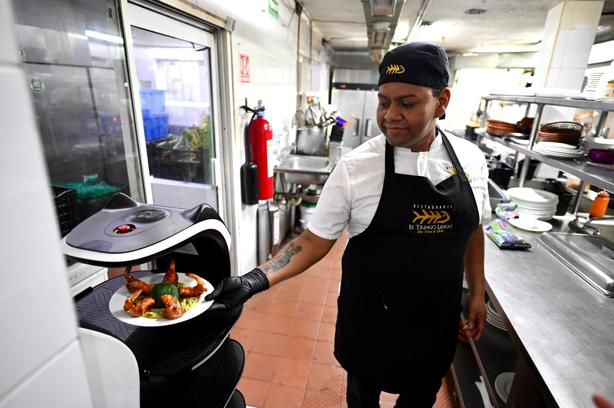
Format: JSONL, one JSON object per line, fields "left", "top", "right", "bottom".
{"left": 465, "top": 8, "right": 486, "bottom": 15}
{"left": 370, "top": 0, "right": 397, "bottom": 17}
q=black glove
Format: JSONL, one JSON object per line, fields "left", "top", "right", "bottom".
{"left": 205, "top": 268, "right": 269, "bottom": 311}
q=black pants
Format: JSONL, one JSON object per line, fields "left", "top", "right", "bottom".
{"left": 346, "top": 373, "right": 441, "bottom": 408}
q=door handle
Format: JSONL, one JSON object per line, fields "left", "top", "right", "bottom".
{"left": 365, "top": 119, "right": 372, "bottom": 138}
{"left": 354, "top": 118, "right": 360, "bottom": 137}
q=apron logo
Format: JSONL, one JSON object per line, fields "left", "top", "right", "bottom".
{"left": 386, "top": 64, "right": 405, "bottom": 74}
{"left": 412, "top": 209, "right": 450, "bottom": 224}
{"left": 445, "top": 163, "right": 470, "bottom": 180}
{"left": 409, "top": 204, "right": 454, "bottom": 234}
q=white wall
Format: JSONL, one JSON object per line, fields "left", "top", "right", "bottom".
{"left": 0, "top": 2, "right": 92, "bottom": 407}
{"left": 191, "top": 0, "right": 331, "bottom": 272}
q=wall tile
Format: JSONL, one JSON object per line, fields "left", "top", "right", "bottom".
{"left": 561, "top": 29, "right": 596, "bottom": 69}
{"left": 550, "top": 29, "right": 571, "bottom": 68}
{"left": 0, "top": 66, "right": 80, "bottom": 398}
{"left": 544, "top": 2, "right": 564, "bottom": 33}
{"left": 556, "top": 67, "right": 586, "bottom": 90}
{"left": 0, "top": 341, "right": 92, "bottom": 408}
{"left": 0, "top": 1, "right": 18, "bottom": 65}
{"left": 559, "top": 1, "right": 576, "bottom": 30}
{"left": 544, "top": 67, "right": 560, "bottom": 87}
{"left": 570, "top": 1, "right": 604, "bottom": 30}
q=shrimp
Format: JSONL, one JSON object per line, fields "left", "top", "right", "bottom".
{"left": 161, "top": 294, "right": 185, "bottom": 319}
{"left": 124, "top": 289, "right": 156, "bottom": 317}
{"left": 163, "top": 258, "right": 178, "bottom": 285}
{"left": 124, "top": 267, "right": 154, "bottom": 294}
{"left": 178, "top": 273, "right": 208, "bottom": 298}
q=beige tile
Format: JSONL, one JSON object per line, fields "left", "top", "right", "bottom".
{"left": 238, "top": 377, "right": 271, "bottom": 407}
{"left": 264, "top": 384, "right": 306, "bottom": 408}
{"left": 288, "top": 318, "right": 320, "bottom": 340}
{"left": 272, "top": 358, "right": 311, "bottom": 388}
{"left": 252, "top": 332, "right": 287, "bottom": 356}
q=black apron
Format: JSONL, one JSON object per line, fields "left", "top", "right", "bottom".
{"left": 334, "top": 128, "right": 479, "bottom": 392}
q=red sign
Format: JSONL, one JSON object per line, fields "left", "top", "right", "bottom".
{"left": 239, "top": 53, "right": 250, "bottom": 83}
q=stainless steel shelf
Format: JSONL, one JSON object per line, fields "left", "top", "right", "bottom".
{"left": 479, "top": 132, "right": 614, "bottom": 192}
{"left": 483, "top": 95, "right": 614, "bottom": 111}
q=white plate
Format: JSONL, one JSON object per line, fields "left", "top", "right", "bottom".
{"left": 508, "top": 217, "right": 553, "bottom": 232}
{"left": 535, "top": 147, "right": 584, "bottom": 155}
{"left": 487, "top": 316, "right": 507, "bottom": 331}
{"left": 507, "top": 188, "right": 558, "bottom": 205}
{"left": 585, "top": 160, "right": 614, "bottom": 170}
{"left": 495, "top": 372, "right": 515, "bottom": 403}
{"left": 109, "top": 272, "right": 214, "bottom": 327}
{"left": 516, "top": 204, "right": 556, "bottom": 210}
{"left": 535, "top": 141, "right": 581, "bottom": 151}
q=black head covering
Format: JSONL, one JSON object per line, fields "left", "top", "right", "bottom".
{"left": 378, "top": 42, "right": 449, "bottom": 90}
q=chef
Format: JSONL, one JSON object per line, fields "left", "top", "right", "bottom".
{"left": 207, "top": 42, "right": 490, "bottom": 407}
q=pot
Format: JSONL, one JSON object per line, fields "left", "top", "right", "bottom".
{"left": 588, "top": 148, "right": 614, "bottom": 164}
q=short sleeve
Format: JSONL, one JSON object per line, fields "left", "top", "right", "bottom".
{"left": 307, "top": 161, "right": 351, "bottom": 240}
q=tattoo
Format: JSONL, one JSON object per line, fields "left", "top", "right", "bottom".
{"left": 261, "top": 242, "right": 302, "bottom": 273}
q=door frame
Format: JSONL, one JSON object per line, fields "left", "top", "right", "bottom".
{"left": 119, "top": 0, "right": 242, "bottom": 274}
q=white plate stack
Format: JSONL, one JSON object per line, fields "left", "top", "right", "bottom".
{"left": 506, "top": 187, "right": 558, "bottom": 220}
{"left": 533, "top": 141, "right": 584, "bottom": 159}
{"left": 495, "top": 372, "right": 515, "bottom": 403}
{"left": 486, "top": 300, "right": 507, "bottom": 332}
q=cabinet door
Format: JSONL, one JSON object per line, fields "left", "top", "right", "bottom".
{"left": 361, "top": 90, "right": 380, "bottom": 144}
{"left": 12, "top": 0, "right": 145, "bottom": 230}
{"left": 332, "top": 88, "right": 365, "bottom": 149}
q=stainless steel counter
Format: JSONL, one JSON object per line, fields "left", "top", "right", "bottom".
{"left": 484, "top": 229, "right": 614, "bottom": 407}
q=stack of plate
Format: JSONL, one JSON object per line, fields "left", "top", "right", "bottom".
{"left": 486, "top": 300, "right": 507, "bottom": 332}
{"left": 495, "top": 372, "right": 515, "bottom": 403}
{"left": 506, "top": 187, "right": 558, "bottom": 220}
{"left": 486, "top": 119, "right": 520, "bottom": 136}
{"left": 533, "top": 141, "right": 585, "bottom": 159}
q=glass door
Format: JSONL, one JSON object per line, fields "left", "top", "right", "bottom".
{"left": 126, "top": 3, "right": 220, "bottom": 210}
{"left": 11, "top": 0, "right": 145, "bottom": 235}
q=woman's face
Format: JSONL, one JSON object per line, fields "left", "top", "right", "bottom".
{"left": 376, "top": 82, "right": 450, "bottom": 152}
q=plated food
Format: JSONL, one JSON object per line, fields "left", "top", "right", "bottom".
{"left": 123, "top": 259, "right": 207, "bottom": 320}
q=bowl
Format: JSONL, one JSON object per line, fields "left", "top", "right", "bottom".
{"left": 536, "top": 130, "right": 581, "bottom": 146}
{"left": 541, "top": 121, "right": 583, "bottom": 132}
{"left": 517, "top": 117, "right": 534, "bottom": 133}
{"left": 588, "top": 148, "right": 614, "bottom": 164}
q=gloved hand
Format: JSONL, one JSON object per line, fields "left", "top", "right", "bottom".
{"left": 205, "top": 268, "right": 269, "bottom": 311}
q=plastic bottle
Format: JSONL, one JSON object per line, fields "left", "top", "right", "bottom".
{"left": 589, "top": 191, "right": 610, "bottom": 218}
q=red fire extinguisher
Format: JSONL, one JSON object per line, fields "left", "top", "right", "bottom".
{"left": 248, "top": 107, "right": 274, "bottom": 200}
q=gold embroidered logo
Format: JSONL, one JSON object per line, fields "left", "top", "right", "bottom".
{"left": 412, "top": 210, "right": 451, "bottom": 224}
{"left": 386, "top": 64, "right": 405, "bottom": 74}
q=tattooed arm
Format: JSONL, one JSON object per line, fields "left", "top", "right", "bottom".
{"left": 204, "top": 228, "right": 336, "bottom": 310}
{"left": 261, "top": 229, "right": 337, "bottom": 287}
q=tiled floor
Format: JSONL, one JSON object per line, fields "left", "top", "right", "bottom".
{"left": 233, "top": 232, "right": 459, "bottom": 408}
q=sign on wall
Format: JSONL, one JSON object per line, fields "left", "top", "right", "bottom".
{"left": 268, "top": 0, "right": 279, "bottom": 18}
{"left": 240, "top": 53, "right": 250, "bottom": 83}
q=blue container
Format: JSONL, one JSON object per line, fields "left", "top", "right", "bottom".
{"left": 140, "top": 89, "right": 166, "bottom": 115}
{"left": 154, "top": 113, "right": 169, "bottom": 139}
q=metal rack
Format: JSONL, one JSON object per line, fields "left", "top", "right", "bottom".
{"left": 478, "top": 94, "right": 614, "bottom": 214}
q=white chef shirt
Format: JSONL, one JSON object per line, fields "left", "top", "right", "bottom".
{"left": 308, "top": 131, "right": 491, "bottom": 240}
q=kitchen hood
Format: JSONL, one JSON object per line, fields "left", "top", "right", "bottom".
{"left": 363, "top": 0, "right": 405, "bottom": 63}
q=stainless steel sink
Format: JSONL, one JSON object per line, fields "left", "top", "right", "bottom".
{"left": 275, "top": 155, "right": 335, "bottom": 185}
{"left": 538, "top": 232, "right": 614, "bottom": 297}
